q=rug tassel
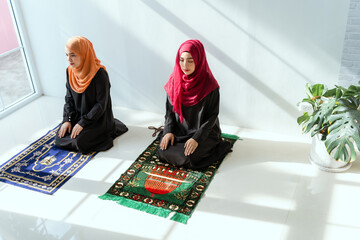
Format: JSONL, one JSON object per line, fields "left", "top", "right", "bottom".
{"left": 170, "top": 212, "right": 190, "bottom": 224}
{"left": 221, "top": 133, "right": 240, "bottom": 140}
{"left": 99, "top": 194, "right": 171, "bottom": 218}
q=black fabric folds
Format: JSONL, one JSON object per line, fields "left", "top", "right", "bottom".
{"left": 158, "top": 88, "right": 232, "bottom": 169}
{"left": 55, "top": 68, "right": 127, "bottom": 154}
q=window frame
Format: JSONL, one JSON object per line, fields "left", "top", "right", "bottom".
{"left": 0, "top": 0, "right": 42, "bottom": 119}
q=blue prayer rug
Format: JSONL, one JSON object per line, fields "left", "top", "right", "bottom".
{"left": 0, "top": 125, "right": 97, "bottom": 194}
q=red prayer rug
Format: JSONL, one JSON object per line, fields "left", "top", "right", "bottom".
{"left": 99, "top": 133, "right": 239, "bottom": 224}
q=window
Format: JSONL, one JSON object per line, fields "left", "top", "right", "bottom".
{"left": 0, "top": 0, "right": 40, "bottom": 118}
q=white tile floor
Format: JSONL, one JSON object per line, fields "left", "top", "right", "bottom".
{"left": 1, "top": 96, "right": 360, "bottom": 240}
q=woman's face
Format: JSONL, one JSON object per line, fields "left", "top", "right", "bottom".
{"left": 179, "top": 51, "right": 195, "bottom": 75}
{"left": 65, "top": 47, "right": 81, "bottom": 68}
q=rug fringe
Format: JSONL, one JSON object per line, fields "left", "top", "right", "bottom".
{"left": 221, "top": 133, "right": 240, "bottom": 140}
{"left": 170, "top": 212, "right": 190, "bottom": 224}
{"left": 99, "top": 193, "right": 171, "bottom": 218}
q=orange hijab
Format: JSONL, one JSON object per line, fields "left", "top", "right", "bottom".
{"left": 66, "top": 36, "right": 106, "bottom": 93}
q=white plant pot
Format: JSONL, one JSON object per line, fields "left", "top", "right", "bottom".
{"left": 309, "top": 134, "right": 352, "bottom": 172}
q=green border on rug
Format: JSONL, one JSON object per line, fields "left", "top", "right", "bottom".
{"left": 99, "top": 192, "right": 192, "bottom": 223}
{"left": 99, "top": 193, "right": 172, "bottom": 218}
{"left": 221, "top": 133, "right": 240, "bottom": 140}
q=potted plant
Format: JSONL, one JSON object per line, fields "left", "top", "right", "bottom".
{"left": 297, "top": 83, "right": 360, "bottom": 172}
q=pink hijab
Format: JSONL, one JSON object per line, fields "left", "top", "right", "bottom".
{"left": 164, "top": 39, "right": 219, "bottom": 123}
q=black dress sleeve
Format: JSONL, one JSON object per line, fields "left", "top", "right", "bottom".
{"left": 163, "top": 96, "right": 176, "bottom": 135}
{"left": 63, "top": 69, "right": 76, "bottom": 123}
{"left": 191, "top": 88, "right": 220, "bottom": 143}
{"left": 78, "top": 68, "right": 110, "bottom": 128}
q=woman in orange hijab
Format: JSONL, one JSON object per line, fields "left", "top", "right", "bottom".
{"left": 55, "top": 36, "right": 128, "bottom": 154}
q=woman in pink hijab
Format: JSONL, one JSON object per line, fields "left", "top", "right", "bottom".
{"left": 158, "top": 39, "right": 232, "bottom": 169}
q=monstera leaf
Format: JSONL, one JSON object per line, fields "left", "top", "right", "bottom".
{"left": 300, "top": 98, "right": 336, "bottom": 137}
{"left": 325, "top": 97, "right": 360, "bottom": 162}
{"left": 340, "top": 84, "right": 360, "bottom": 99}
{"left": 297, "top": 84, "right": 340, "bottom": 138}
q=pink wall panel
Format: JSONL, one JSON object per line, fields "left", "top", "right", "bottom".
{"left": 0, "top": 0, "right": 18, "bottom": 54}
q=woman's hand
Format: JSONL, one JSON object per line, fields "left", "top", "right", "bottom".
{"left": 71, "top": 123, "right": 83, "bottom": 139}
{"left": 160, "top": 133, "right": 174, "bottom": 150}
{"left": 58, "top": 122, "right": 72, "bottom": 138}
{"left": 184, "top": 138, "right": 198, "bottom": 156}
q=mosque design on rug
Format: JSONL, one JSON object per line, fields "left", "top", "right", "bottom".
{"left": 0, "top": 126, "right": 96, "bottom": 194}
{"left": 99, "top": 134, "right": 238, "bottom": 224}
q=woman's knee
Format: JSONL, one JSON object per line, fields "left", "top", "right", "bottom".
{"left": 75, "top": 136, "right": 91, "bottom": 154}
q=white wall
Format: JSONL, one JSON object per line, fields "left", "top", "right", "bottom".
{"left": 339, "top": 0, "right": 360, "bottom": 87}
{"left": 15, "top": 0, "right": 350, "bottom": 138}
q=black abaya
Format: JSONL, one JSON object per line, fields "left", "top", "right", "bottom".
{"left": 55, "top": 68, "right": 128, "bottom": 154}
{"left": 158, "top": 88, "right": 231, "bottom": 169}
